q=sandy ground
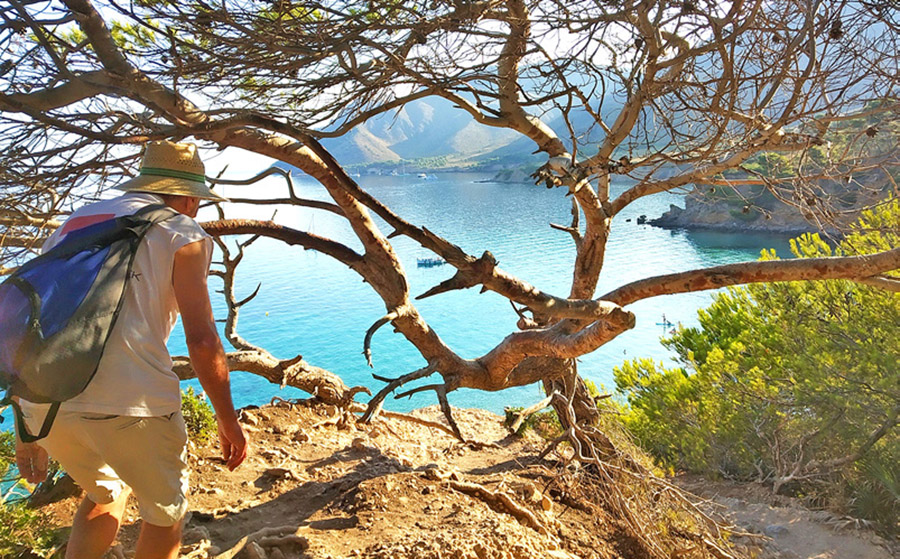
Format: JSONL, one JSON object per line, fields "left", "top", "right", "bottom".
{"left": 677, "top": 476, "right": 896, "bottom": 559}
{"left": 37, "top": 401, "right": 896, "bottom": 559}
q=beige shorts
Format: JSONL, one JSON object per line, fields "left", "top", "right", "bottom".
{"left": 23, "top": 408, "right": 190, "bottom": 527}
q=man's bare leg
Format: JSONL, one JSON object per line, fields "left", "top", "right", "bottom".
{"left": 65, "top": 489, "right": 131, "bottom": 559}
{"left": 134, "top": 520, "right": 183, "bottom": 559}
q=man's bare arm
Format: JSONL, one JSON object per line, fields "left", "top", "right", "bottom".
{"left": 173, "top": 238, "right": 247, "bottom": 471}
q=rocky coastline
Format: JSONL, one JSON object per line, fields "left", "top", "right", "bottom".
{"left": 650, "top": 165, "right": 894, "bottom": 235}
{"left": 649, "top": 196, "right": 827, "bottom": 235}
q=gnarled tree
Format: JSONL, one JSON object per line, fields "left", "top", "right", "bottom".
{"left": 1, "top": 1, "right": 898, "bottom": 556}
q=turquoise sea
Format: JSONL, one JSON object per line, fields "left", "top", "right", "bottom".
{"left": 171, "top": 172, "right": 794, "bottom": 415}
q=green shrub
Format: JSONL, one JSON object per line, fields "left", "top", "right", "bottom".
{"left": 616, "top": 201, "right": 900, "bottom": 533}
{"left": 0, "top": 431, "right": 13, "bottom": 480}
{"left": 181, "top": 386, "right": 217, "bottom": 443}
{"left": 0, "top": 501, "right": 58, "bottom": 558}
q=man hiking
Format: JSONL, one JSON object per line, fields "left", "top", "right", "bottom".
{"left": 13, "top": 140, "right": 248, "bottom": 559}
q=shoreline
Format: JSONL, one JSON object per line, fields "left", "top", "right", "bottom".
{"left": 648, "top": 219, "right": 833, "bottom": 236}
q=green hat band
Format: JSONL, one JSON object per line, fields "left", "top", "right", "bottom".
{"left": 140, "top": 166, "right": 206, "bottom": 183}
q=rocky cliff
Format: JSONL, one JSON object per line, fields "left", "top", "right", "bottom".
{"left": 651, "top": 168, "right": 895, "bottom": 234}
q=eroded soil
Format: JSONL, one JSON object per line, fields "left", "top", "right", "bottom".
{"left": 39, "top": 400, "right": 895, "bottom": 559}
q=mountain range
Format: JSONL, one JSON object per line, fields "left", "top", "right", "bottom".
{"left": 316, "top": 95, "right": 623, "bottom": 170}
{"left": 319, "top": 96, "right": 522, "bottom": 168}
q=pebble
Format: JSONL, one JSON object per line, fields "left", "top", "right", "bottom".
{"left": 764, "top": 524, "right": 789, "bottom": 537}
{"left": 541, "top": 494, "right": 553, "bottom": 512}
{"left": 263, "top": 467, "right": 294, "bottom": 479}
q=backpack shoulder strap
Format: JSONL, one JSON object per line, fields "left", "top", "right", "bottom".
{"left": 4, "top": 398, "right": 59, "bottom": 444}
{"left": 129, "top": 203, "right": 180, "bottom": 225}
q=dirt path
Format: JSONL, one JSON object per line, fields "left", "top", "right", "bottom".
{"left": 677, "top": 477, "right": 896, "bottom": 559}
{"left": 39, "top": 401, "right": 895, "bottom": 559}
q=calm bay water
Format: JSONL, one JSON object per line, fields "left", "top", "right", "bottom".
{"left": 172, "top": 172, "right": 794, "bottom": 415}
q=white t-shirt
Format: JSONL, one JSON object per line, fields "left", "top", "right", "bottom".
{"left": 23, "top": 192, "right": 211, "bottom": 416}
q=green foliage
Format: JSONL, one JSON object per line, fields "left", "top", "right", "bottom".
{"left": 135, "top": 0, "right": 178, "bottom": 7}
{"left": 57, "top": 27, "right": 87, "bottom": 46}
{"left": 616, "top": 201, "right": 900, "bottom": 531}
{"left": 181, "top": 387, "right": 217, "bottom": 443}
{"left": 844, "top": 450, "right": 900, "bottom": 529}
{"left": 409, "top": 156, "right": 451, "bottom": 169}
{"left": 345, "top": 156, "right": 453, "bottom": 173}
{"left": 0, "top": 501, "right": 58, "bottom": 558}
{"left": 2, "top": 432, "right": 26, "bottom": 503}
{"left": 259, "top": 4, "right": 323, "bottom": 23}
{"left": 742, "top": 152, "right": 793, "bottom": 178}
{"left": 109, "top": 20, "right": 157, "bottom": 53}
{"left": 703, "top": 180, "right": 780, "bottom": 214}
{"left": 0, "top": 431, "right": 13, "bottom": 479}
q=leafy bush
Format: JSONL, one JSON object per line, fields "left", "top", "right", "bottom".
{"left": 0, "top": 501, "right": 58, "bottom": 558}
{"left": 181, "top": 386, "right": 217, "bottom": 443}
{"left": 0, "top": 431, "right": 13, "bottom": 479}
{"left": 615, "top": 201, "right": 899, "bottom": 533}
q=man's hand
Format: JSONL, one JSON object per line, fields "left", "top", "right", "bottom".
{"left": 15, "top": 438, "right": 49, "bottom": 484}
{"left": 217, "top": 416, "right": 248, "bottom": 471}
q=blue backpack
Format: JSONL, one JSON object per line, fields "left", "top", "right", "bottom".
{"left": 0, "top": 204, "right": 177, "bottom": 442}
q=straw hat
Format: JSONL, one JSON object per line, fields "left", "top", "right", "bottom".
{"left": 116, "top": 141, "right": 228, "bottom": 202}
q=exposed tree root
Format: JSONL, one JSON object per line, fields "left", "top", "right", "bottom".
{"left": 213, "top": 526, "right": 308, "bottom": 559}
{"left": 310, "top": 411, "right": 342, "bottom": 430}
{"left": 181, "top": 540, "right": 215, "bottom": 559}
{"left": 540, "top": 389, "right": 741, "bottom": 559}
{"left": 350, "top": 403, "right": 459, "bottom": 438}
{"left": 360, "top": 362, "right": 471, "bottom": 441}
{"left": 448, "top": 480, "right": 552, "bottom": 536}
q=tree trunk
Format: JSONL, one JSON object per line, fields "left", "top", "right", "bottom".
{"left": 541, "top": 359, "right": 601, "bottom": 428}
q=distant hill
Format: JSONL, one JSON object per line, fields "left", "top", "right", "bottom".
{"left": 320, "top": 97, "right": 522, "bottom": 167}
{"left": 317, "top": 93, "right": 626, "bottom": 171}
